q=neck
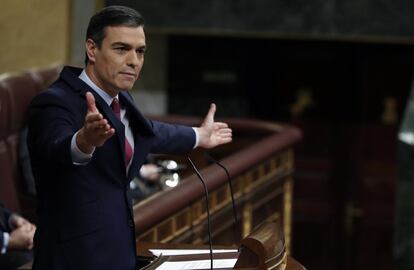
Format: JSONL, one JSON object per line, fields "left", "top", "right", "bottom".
{"left": 85, "top": 64, "right": 118, "bottom": 98}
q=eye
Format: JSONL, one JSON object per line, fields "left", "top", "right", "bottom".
{"left": 115, "top": 47, "right": 128, "bottom": 53}
{"left": 136, "top": 48, "right": 146, "bottom": 54}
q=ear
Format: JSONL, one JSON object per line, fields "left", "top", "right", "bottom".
{"left": 85, "top": 38, "right": 97, "bottom": 64}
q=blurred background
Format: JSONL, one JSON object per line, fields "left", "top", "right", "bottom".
{"left": 2, "top": 0, "right": 414, "bottom": 269}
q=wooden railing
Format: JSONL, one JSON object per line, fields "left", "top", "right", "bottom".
{"left": 133, "top": 116, "right": 302, "bottom": 253}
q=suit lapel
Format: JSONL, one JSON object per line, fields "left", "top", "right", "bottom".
{"left": 119, "top": 92, "right": 154, "bottom": 180}
{"left": 119, "top": 92, "right": 153, "bottom": 135}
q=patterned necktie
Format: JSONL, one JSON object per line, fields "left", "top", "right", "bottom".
{"left": 111, "top": 98, "right": 134, "bottom": 167}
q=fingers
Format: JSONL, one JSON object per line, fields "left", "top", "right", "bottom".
{"left": 84, "top": 92, "right": 114, "bottom": 138}
{"left": 15, "top": 219, "right": 25, "bottom": 227}
{"left": 216, "top": 128, "right": 232, "bottom": 142}
{"left": 85, "top": 114, "right": 106, "bottom": 129}
{"left": 102, "top": 128, "right": 115, "bottom": 138}
{"left": 78, "top": 94, "right": 116, "bottom": 150}
{"left": 217, "top": 136, "right": 232, "bottom": 144}
{"left": 87, "top": 121, "right": 114, "bottom": 139}
{"left": 140, "top": 164, "right": 160, "bottom": 181}
{"left": 27, "top": 239, "right": 34, "bottom": 250}
{"left": 208, "top": 103, "right": 216, "bottom": 115}
{"left": 9, "top": 224, "right": 36, "bottom": 250}
{"left": 17, "top": 220, "right": 35, "bottom": 231}
{"left": 202, "top": 103, "right": 216, "bottom": 126}
{"left": 86, "top": 91, "right": 98, "bottom": 113}
{"left": 216, "top": 128, "right": 232, "bottom": 136}
{"left": 214, "top": 122, "right": 232, "bottom": 144}
{"left": 84, "top": 122, "right": 115, "bottom": 146}
{"left": 86, "top": 112, "right": 103, "bottom": 122}
{"left": 85, "top": 112, "right": 114, "bottom": 134}
{"left": 213, "top": 122, "right": 229, "bottom": 129}
{"left": 213, "top": 122, "right": 232, "bottom": 135}
{"left": 23, "top": 224, "right": 35, "bottom": 250}
{"left": 10, "top": 215, "right": 31, "bottom": 229}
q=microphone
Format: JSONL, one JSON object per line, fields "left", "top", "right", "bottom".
{"left": 205, "top": 152, "right": 239, "bottom": 250}
{"left": 187, "top": 156, "right": 213, "bottom": 270}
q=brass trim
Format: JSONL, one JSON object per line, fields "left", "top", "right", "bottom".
{"left": 242, "top": 203, "right": 253, "bottom": 238}
{"left": 268, "top": 251, "right": 288, "bottom": 270}
{"left": 283, "top": 178, "right": 293, "bottom": 254}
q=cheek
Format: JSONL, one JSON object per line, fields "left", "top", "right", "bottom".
{"left": 96, "top": 57, "right": 112, "bottom": 76}
{"left": 136, "top": 58, "right": 144, "bottom": 74}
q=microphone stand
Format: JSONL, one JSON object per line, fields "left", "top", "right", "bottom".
{"left": 187, "top": 156, "right": 213, "bottom": 270}
{"left": 205, "top": 152, "right": 239, "bottom": 251}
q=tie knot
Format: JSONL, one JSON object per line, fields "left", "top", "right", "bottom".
{"left": 111, "top": 98, "right": 121, "bottom": 118}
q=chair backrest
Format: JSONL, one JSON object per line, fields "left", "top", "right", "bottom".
{"left": 0, "top": 66, "right": 61, "bottom": 212}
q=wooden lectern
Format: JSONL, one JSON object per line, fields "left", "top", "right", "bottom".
{"left": 234, "top": 221, "right": 286, "bottom": 269}
{"left": 133, "top": 221, "right": 305, "bottom": 270}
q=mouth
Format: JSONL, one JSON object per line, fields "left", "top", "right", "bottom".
{"left": 119, "top": 72, "right": 137, "bottom": 79}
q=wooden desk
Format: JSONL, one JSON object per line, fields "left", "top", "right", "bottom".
{"left": 287, "top": 257, "right": 307, "bottom": 270}
{"left": 18, "top": 242, "right": 306, "bottom": 270}
{"left": 137, "top": 242, "right": 306, "bottom": 270}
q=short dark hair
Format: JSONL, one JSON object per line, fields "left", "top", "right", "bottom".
{"left": 84, "top": 6, "right": 145, "bottom": 65}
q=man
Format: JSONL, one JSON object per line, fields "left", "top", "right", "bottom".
{"left": 27, "top": 5, "right": 232, "bottom": 270}
{"left": 0, "top": 203, "right": 36, "bottom": 270}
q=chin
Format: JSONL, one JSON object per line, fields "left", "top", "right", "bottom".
{"left": 117, "top": 83, "right": 134, "bottom": 91}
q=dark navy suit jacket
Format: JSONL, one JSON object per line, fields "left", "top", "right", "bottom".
{"left": 27, "top": 66, "right": 195, "bottom": 270}
{"left": 0, "top": 203, "right": 12, "bottom": 251}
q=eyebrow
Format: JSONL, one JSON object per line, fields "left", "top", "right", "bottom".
{"left": 111, "top": 42, "right": 146, "bottom": 50}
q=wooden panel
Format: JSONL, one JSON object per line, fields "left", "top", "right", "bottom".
{"left": 133, "top": 118, "right": 301, "bottom": 253}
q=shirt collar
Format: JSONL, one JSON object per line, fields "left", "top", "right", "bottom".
{"left": 79, "top": 69, "right": 118, "bottom": 106}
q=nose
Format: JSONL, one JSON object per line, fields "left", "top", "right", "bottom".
{"left": 127, "top": 51, "right": 142, "bottom": 69}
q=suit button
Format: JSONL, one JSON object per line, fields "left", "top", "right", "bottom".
{"left": 128, "top": 219, "right": 134, "bottom": 228}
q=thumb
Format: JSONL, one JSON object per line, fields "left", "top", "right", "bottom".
{"left": 86, "top": 92, "right": 98, "bottom": 113}
{"left": 202, "top": 103, "right": 216, "bottom": 126}
{"left": 14, "top": 217, "right": 25, "bottom": 227}
{"left": 10, "top": 214, "right": 25, "bottom": 228}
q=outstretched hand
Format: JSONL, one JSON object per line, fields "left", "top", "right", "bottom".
{"left": 196, "top": 103, "right": 232, "bottom": 149}
{"left": 76, "top": 92, "right": 115, "bottom": 154}
{"left": 8, "top": 215, "right": 36, "bottom": 250}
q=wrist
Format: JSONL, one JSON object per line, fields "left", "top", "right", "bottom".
{"left": 195, "top": 127, "right": 209, "bottom": 148}
{"left": 76, "top": 128, "right": 95, "bottom": 154}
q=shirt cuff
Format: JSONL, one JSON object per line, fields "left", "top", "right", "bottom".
{"left": 71, "top": 131, "right": 95, "bottom": 165}
{"left": 192, "top": 127, "right": 199, "bottom": 149}
{"left": 1, "top": 232, "right": 9, "bottom": 254}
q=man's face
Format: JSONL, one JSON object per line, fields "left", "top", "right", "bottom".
{"left": 86, "top": 25, "right": 146, "bottom": 96}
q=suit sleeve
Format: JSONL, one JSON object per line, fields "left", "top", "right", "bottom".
{"left": 0, "top": 233, "right": 3, "bottom": 252}
{"left": 149, "top": 120, "right": 196, "bottom": 154}
{"left": 0, "top": 203, "right": 12, "bottom": 251}
{"left": 27, "top": 90, "right": 80, "bottom": 169}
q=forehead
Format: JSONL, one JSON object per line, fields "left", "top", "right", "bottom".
{"left": 103, "top": 25, "right": 145, "bottom": 46}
